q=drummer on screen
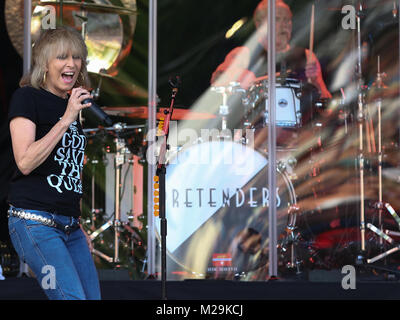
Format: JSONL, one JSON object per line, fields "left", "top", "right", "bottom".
{"left": 211, "top": 0, "right": 331, "bottom": 100}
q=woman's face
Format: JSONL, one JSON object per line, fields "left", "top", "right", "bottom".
{"left": 45, "top": 51, "right": 82, "bottom": 98}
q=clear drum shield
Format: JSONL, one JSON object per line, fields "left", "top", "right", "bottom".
{"left": 154, "top": 0, "right": 400, "bottom": 282}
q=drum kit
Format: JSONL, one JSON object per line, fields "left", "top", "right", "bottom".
{"left": 163, "top": 75, "right": 328, "bottom": 279}
{"left": 161, "top": 5, "right": 400, "bottom": 280}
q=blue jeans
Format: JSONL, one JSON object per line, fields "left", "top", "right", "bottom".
{"left": 8, "top": 207, "right": 101, "bottom": 300}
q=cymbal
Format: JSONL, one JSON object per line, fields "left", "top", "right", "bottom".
{"left": 102, "top": 106, "right": 217, "bottom": 120}
{"left": 367, "top": 84, "right": 400, "bottom": 101}
{"left": 38, "top": 1, "right": 137, "bottom": 15}
{"left": 88, "top": 72, "right": 148, "bottom": 99}
{"left": 5, "top": 0, "right": 137, "bottom": 75}
{"left": 83, "top": 123, "right": 145, "bottom": 133}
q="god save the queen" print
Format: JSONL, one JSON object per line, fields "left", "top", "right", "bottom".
{"left": 46, "top": 121, "right": 86, "bottom": 194}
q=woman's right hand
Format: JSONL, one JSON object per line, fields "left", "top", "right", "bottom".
{"left": 62, "top": 87, "right": 93, "bottom": 125}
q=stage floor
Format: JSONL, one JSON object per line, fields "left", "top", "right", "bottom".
{"left": 1, "top": 277, "right": 400, "bottom": 300}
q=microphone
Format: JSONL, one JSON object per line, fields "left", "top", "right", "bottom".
{"left": 82, "top": 98, "right": 113, "bottom": 126}
{"left": 168, "top": 75, "right": 181, "bottom": 89}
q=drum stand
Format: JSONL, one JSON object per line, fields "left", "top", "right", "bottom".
{"left": 365, "top": 58, "right": 400, "bottom": 264}
{"left": 89, "top": 158, "right": 104, "bottom": 229}
{"left": 215, "top": 86, "right": 229, "bottom": 131}
{"left": 355, "top": 4, "right": 367, "bottom": 263}
{"left": 89, "top": 123, "right": 137, "bottom": 265}
{"left": 279, "top": 204, "right": 303, "bottom": 274}
{"left": 212, "top": 82, "right": 247, "bottom": 134}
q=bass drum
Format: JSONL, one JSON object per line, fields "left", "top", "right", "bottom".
{"left": 163, "top": 140, "right": 298, "bottom": 280}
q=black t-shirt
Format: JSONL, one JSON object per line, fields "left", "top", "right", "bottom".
{"left": 7, "top": 86, "right": 87, "bottom": 217}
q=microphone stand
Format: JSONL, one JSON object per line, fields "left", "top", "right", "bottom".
{"left": 154, "top": 77, "right": 179, "bottom": 300}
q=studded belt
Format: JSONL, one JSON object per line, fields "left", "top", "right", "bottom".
{"left": 8, "top": 208, "right": 80, "bottom": 233}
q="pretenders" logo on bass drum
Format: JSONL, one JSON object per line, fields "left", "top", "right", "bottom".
{"left": 169, "top": 186, "right": 281, "bottom": 208}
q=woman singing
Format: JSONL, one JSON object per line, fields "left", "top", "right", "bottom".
{"left": 7, "top": 27, "right": 101, "bottom": 300}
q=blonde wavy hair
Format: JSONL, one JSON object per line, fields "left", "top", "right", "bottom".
{"left": 20, "top": 26, "right": 90, "bottom": 89}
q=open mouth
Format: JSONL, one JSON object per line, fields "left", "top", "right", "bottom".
{"left": 279, "top": 31, "right": 289, "bottom": 38}
{"left": 61, "top": 71, "right": 75, "bottom": 84}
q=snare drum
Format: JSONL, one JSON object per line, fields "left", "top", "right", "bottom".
{"left": 162, "top": 140, "right": 298, "bottom": 280}
{"left": 243, "top": 78, "right": 319, "bottom": 129}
